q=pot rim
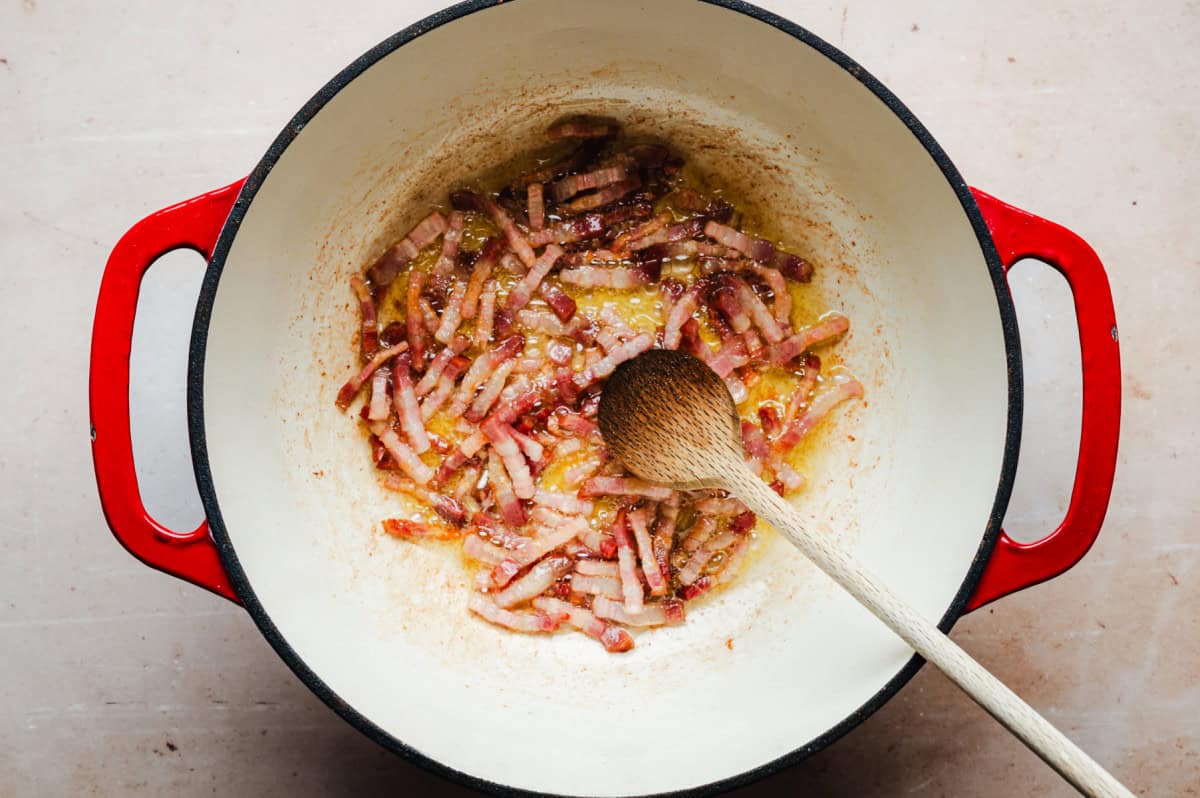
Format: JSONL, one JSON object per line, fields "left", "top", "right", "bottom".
{"left": 186, "top": 1, "right": 1024, "bottom": 795}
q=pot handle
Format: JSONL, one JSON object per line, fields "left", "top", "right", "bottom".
{"left": 89, "top": 180, "right": 246, "bottom": 603}
{"left": 966, "top": 189, "right": 1121, "bottom": 610}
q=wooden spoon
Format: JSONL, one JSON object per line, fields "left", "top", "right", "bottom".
{"left": 598, "top": 349, "right": 1133, "bottom": 798}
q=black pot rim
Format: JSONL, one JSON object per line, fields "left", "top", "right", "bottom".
{"left": 187, "top": 2, "right": 1023, "bottom": 796}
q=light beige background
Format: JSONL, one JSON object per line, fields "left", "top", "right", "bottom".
{"left": 1, "top": 1, "right": 1195, "bottom": 796}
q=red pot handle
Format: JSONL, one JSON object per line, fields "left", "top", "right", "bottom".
{"left": 89, "top": 180, "right": 246, "bottom": 603}
{"left": 966, "top": 189, "right": 1121, "bottom": 610}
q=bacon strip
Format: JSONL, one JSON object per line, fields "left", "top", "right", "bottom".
{"left": 367, "top": 367, "right": 391, "bottom": 422}
{"left": 750, "top": 263, "right": 791, "bottom": 324}
{"left": 483, "top": 197, "right": 536, "bottom": 268}
{"left": 516, "top": 309, "right": 596, "bottom": 344}
{"left": 559, "top": 265, "right": 648, "bottom": 290}
{"left": 741, "top": 420, "right": 770, "bottom": 475}
{"left": 563, "top": 175, "right": 642, "bottom": 213}
{"left": 593, "top": 597, "right": 685, "bottom": 627}
{"left": 349, "top": 275, "right": 379, "bottom": 361}
{"left": 533, "top": 597, "right": 633, "bottom": 652}
{"left": 474, "top": 280, "right": 498, "bottom": 349}
{"left": 419, "top": 354, "right": 469, "bottom": 421}
{"left": 448, "top": 334, "right": 525, "bottom": 418}
{"left": 775, "top": 251, "right": 814, "bottom": 282}
{"left": 651, "top": 498, "right": 679, "bottom": 578}
{"left": 572, "top": 574, "right": 622, "bottom": 598}
{"left": 513, "top": 139, "right": 605, "bottom": 187}
{"left": 663, "top": 286, "right": 700, "bottom": 350}
{"left": 433, "top": 279, "right": 468, "bottom": 344}
{"left": 731, "top": 274, "right": 785, "bottom": 343}
{"left": 539, "top": 282, "right": 577, "bottom": 323}
{"left": 432, "top": 211, "right": 465, "bottom": 277}
{"left": 367, "top": 211, "right": 448, "bottom": 288}
{"left": 572, "top": 332, "right": 653, "bottom": 389}
{"left": 704, "top": 220, "right": 776, "bottom": 263}
{"left": 563, "top": 457, "right": 603, "bottom": 489}
{"left": 532, "top": 489, "right": 592, "bottom": 516}
{"left": 775, "top": 374, "right": 864, "bottom": 450}
{"left": 413, "top": 336, "right": 469, "bottom": 398}
{"left": 405, "top": 270, "right": 428, "bottom": 366}
{"left": 382, "top": 518, "right": 459, "bottom": 541}
{"left": 767, "top": 313, "right": 850, "bottom": 365}
{"left": 580, "top": 476, "right": 673, "bottom": 502}
{"left": 551, "top": 165, "right": 629, "bottom": 203}
{"left": 527, "top": 214, "right": 606, "bottom": 248}
{"left": 335, "top": 342, "right": 408, "bottom": 410}
{"left": 493, "top": 556, "right": 571, "bottom": 608}
{"left": 576, "top": 560, "right": 620, "bottom": 577}
{"left": 369, "top": 422, "right": 434, "bottom": 485}
{"left": 491, "top": 518, "right": 587, "bottom": 585}
{"left": 526, "top": 183, "right": 545, "bottom": 232}
{"left": 628, "top": 507, "right": 667, "bottom": 596}
{"left": 465, "top": 359, "right": 517, "bottom": 423}
{"left": 677, "top": 516, "right": 718, "bottom": 561}
{"left": 468, "top": 593, "right": 564, "bottom": 633}
{"left": 678, "top": 529, "right": 738, "bottom": 586}
{"left": 611, "top": 511, "right": 644, "bottom": 615}
{"left": 484, "top": 418, "right": 535, "bottom": 500}
{"left": 463, "top": 238, "right": 504, "bottom": 320}
{"left": 610, "top": 212, "right": 671, "bottom": 256}
{"left": 505, "top": 245, "right": 563, "bottom": 312}
{"left": 487, "top": 448, "right": 526, "bottom": 526}
{"left": 392, "top": 354, "right": 430, "bottom": 453}
{"left": 694, "top": 496, "right": 748, "bottom": 516}
{"left": 780, "top": 354, "right": 821, "bottom": 432}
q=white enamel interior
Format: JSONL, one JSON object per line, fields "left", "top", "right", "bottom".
{"left": 199, "top": 1, "right": 1012, "bottom": 794}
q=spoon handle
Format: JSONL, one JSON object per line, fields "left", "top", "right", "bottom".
{"left": 725, "top": 469, "right": 1134, "bottom": 798}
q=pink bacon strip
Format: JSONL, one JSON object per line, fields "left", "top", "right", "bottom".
{"left": 526, "top": 183, "right": 545, "bottom": 232}
{"left": 379, "top": 472, "right": 466, "bottom": 526}
{"left": 487, "top": 449, "right": 526, "bottom": 526}
{"left": 528, "top": 214, "right": 606, "bottom": 248}
{"left": 704, "top": 220, "right": 777, "bottom": 264}
{"left": 563, "top": 175, "right": 642, "bottom": 213}
{"left": 533, "top": 488, "right": 592, "bottom": 516}
{"left": 465, "top": 359, "right": 517, "bottom": 423}
{"left": 780, "top": 354, "right": 821, "bottom": 432}
{"left": 731, "top": 274, "right": 785, "bottom": 343}
{"left": 775, "top": 374, "right": 864, "bottom": 450}
{"left": 367, "top": 367, "right": 391, "bottom": 422}
{"left": 406, "top": 270, "right": 428, "bottom": 366}
{"left": 432, "top": 211, "right": 465, "bottom": 277}
{"left": 572, "top": 332, "right": 653, "bottom": 389}
{"left": 559, "top": 266, "right": 648, "bottom": 290}
{"left": 678, "top": 529, "right": 739, "bottom": 586}
{"left": 611, "top": 511, "right": 644, "bottom": 615}
{"left": 463, "top": 238, "right": 504, "bottom": 320}
{"left": 382, "top": 518, "right": 458, "bottom": 541}
{"left": 532, "top": 597, "right": 634, "bottom": 653}
{"left": 750, "top": 263, "right": 791, "bottom": 324}
{"left": 448, "top": 334, "right": 525, "bottom": 418}
{"left": 491, "top": 518, "right": 587, "bottom": 586}
{"left": 768, "top": 313, "right": 850, "bottom": 366}
{"left": 483, "top": 418, "right": 536, "bottom": 500}
{"left": 741, "top": 420, "right": 770, "bottom": 475}
{"left": 413, "top": 336, "right": 469, "bottom": 398}
{"left": 505, "top": 245, "right": 563, "bottom": 313}
{"left": 493, "top": 556, "right": 571, "bottom": 608}
{"left": 550, "top": 165, "right": 628, "bottom": 203}
{"left": 572, "top": 574, "right": 622, "bottom": 599}
{"left": 663, "top": 285, "right": 700, "bottom": 350}
{"left": 335, "top": 341, "right": 408, "bottom": 410}
{"left": 580, "top": 476, "right": 673, "bottom": 502}
{"left": 628, "top": 507, "right": 667, "bottom": 596}
{"left": 593, "top": 597, "right": 685, "bottom": 628}
{"left": 433, "top": 279, "right": 468, "bottom": 344}
{"left": 350, "top": 275, "right": 378, "bottom": 361}
{"left": 576, "top": 560, "right": 620, "bottom": 578}
{"left": 468, "top": 593, "right": 565, "bottom": 634}
{"left": 392, "top": 354, "right": 430, "bottom": 453}
{"left": 433, "top": 429, "right": 487, "bottom": 488}
{"left": 419, "top": 354, "right": 470, "bottom": 422}
{"left": 610, "top": 212, "right": 670, "bottom": 256}
{"left": 474, "top": 280, "right": 497, "bottom": 349}
{"left": 483, "top": 197, "right": 536, "bottom": 268}
{"left": 538, "top": 282, "right": 577, "bottom": 322}
{"left": 367, "top": 210, "right": 448, "bottom": 288}
{"left": 652, "top": 498, "right": 679, "bottom": 577}
{"left": 369, "top": 421, "right": 434, "bottom": 485}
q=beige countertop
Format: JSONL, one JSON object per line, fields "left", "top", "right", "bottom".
{"left": 2, "top": 1, "right": 1196, "bottom": 795}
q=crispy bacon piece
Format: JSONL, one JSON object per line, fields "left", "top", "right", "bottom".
{"left": 482, "top": 197, "right": 536, "bottom": 268}
{"left": 593, "top": 597, "right": 685, "bottom": 627}
{"left": 768, "top": 313, "right": 850, "bottom": 365}
{"left": 391, "top": 354, "right": 430, "bottom": 453}
{"left": 474, "top": 280, "right": 498, "bottom": 349}
{"left": 663, "top": 285, "right": 701, "bottom": 350}
{"left": 538, "top": 281, "right": 577, "bottom": 323}
{"left": 404, "top": 270, "right": 428, "bottom": 366}
{"left": 419, "top": 354, "right": 470, "bottom": 421}
{"left": 610, "top": 212, "right": 670, "bottom": 255}
{"left": 469, "top": 593, "right": 565, "bottom": 633}
{"left": 335, "top": 342, "right": 408, "bottom": 410}
{"left": 505, "top": 245, "right": 563, "bottom": 312}
{"left": 370, "top": 422, "right": 434, "bottom": 485}
{"left": 547, "top": 115, "right": 620, "bottom": 140}
{"left": 580, "top": 476, "right": 673, "bottom": 502}
{"left": 563, "top": 175, "right": 642, "bottom": 213}
{"left": 610, "top": 510, "right": 644, "bottom": 615}
{"left": 367, "top": 211, "right": 448, "bottom": 288}
{"left": 349, "top": 275, "right": 379, "bottom": 361}
{"left": 382, "top": 518, "right": 459, "bottom": 540}
{"left": 730, "top": 274, "right": 785, "bottom": 343}
{"left": 526, "top": 182, "right": 545, "bottom": 232}
{"left": 628, "top": 507, "right": 667, "bottom": 596}
{"left": 775, "top": 374, "right": 865, "bottom": 450}
{"left": 527, "top": 214, "right": 606, "bottom": 248}
{"left": 493, "top": 556, "right": 571, "bottom": 608}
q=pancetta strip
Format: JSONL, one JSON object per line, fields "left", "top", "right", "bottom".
{"left": 493, "top": 556, "right": 571, "bottom": 608}
{"left": 593, "top": 597, "right": 685, "bottom": 628}
{"left": 628, "top": 507, "right": 668, "bottom": 596}
{"left": 563, "top": 175, "right": 642, "bottom": 213}
{"left": 367, "top": 367, "right": 391, "bottom": 422}
{"left": 369, "top": 422, "right": 434, "bottom": 485}
{"left": 775, "top": 374, "right": 864, "bottom": 450}
{"left": 463, "top": 238, "right": 504, "bottom": 320}
{"left": 392, "top": 354, "right": 430, "bottom": 453}
{"left": 663, "top": 285, "right": 701, "bottom": 350}
{"left": 464, "top": 359, "right": 517, "bottom": 423}
{"left": 350, "top": 275, "right": 378, "bottom": 361}
{"left": 367, "top": 211, "right": 448, "bottom": 288}
{"left": 413, "top": 336, "right": 469, "bottom": 398}
{"left": 492, "top": 518, "right": 587, "bottom": 585}
{"left": 571, "top": 574, "right": 622, "bottom": 599}
{"left": 538, "top": 282, "right": 577, "bottom": 323}
{"left": 612, "top": 511, "right": 644, "bottom": 615}
{"left": 767, "top": 313, "right": 850, "bottom": 365}
{"left": 483, "top": 197, "right": 536, "bottom": 268}
{"left": 651, "top": 498, "right": 680, "bottom": 577}
{"left": 448, "top": 334, "right": 525, "bottom": 418}
{"left": 483, "top": 418, "right": 536, "bottom": 500}
{"left": 572, "top": 332, "right": 653, "bottom": 389}
{"left": 419, "top": 354, "right": 470, "bottom": 421}
{"left": 532, "top": 597, "right": 634, "bottom": 652}
{"left": 678, "top": 529, "right": 738, "bottom": 586}
{"left": 382, "top": 518, "right": 459, "bottom": 541}
{"left": 505, "top": 245, "right": 563, "bottom": 312}
{"left": 433, "top": 279, "right": 468, "bottom": 344}
{"left": 580, "top": 476, "right": 673, "bottom": 502}
{"left": 704, "top": 220, "right": 776, "bottom": 263}
{"left": 551, "top": 165, "right": 629, "bottom": 203}
{"left": 473, "top": 280, "right": 498, "bottom": 349}
{"left": 750, "top": 263, "right": 791, "bottom": 324}
{"left": 526, "top": 182, "right": 545, "bottom": 232}
{"left": 780, "top": 354, "right": 821, "bottom": 432}
{"left": 336, "top": 342, "right": 409, "bottom": 410}
{"left": 731, "top": 274, "right": 785, "bottom": 343}
{"left": 469, "top": 593, "right": 564, "bottom": 633}
{"left": 379, "top": 473, "right": 466, "bottom": 526}
{"left": 432, "top": 211, "right": 465, "bottom": 277}
{"left": 487, "top": 448, "right": 526, "bottom": 527}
